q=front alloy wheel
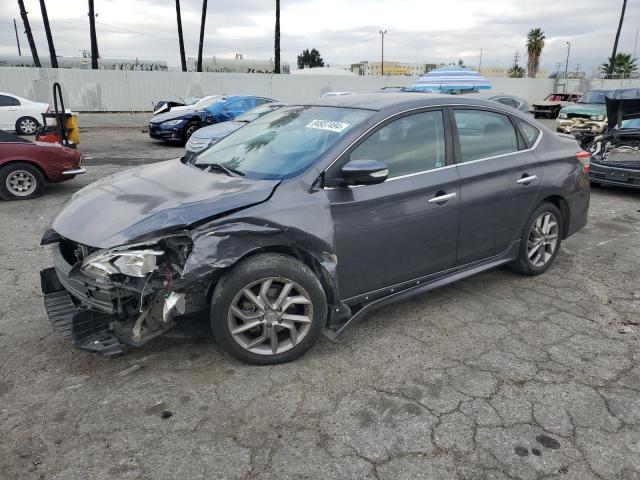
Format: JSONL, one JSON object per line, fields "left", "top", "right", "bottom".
{"left": 211, "top": 253, "right": 327, "bottom": 364}
{"left": 228, "top": 277, "right": 313, "bottom": 355}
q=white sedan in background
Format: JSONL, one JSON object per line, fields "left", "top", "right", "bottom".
{"left": 0, "top": 92, "right": 49, "bottom": 135}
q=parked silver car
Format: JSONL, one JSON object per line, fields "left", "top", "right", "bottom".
{"left": 185, "top": 102, "right": 285, "bottom": 154}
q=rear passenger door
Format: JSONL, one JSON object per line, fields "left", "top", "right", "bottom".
{"left": 451, "top": 107, "right": 542, "bottom": 265}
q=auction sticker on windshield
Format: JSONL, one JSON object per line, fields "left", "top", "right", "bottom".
{"left": 306, "top": 119, "right": 351, "bottom": 133}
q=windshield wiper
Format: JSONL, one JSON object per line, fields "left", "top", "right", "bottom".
{"left": 205, "top": 163, "right": 245, "bottom": 177}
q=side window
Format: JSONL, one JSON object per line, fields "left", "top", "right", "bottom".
{"left": 0, "top": 95, "right": 19, "bottom": 107}
{"left": 255, "top": 98, "right": 271, "bottom": 106}
{"left": 513, "top": 117, "right": 540, "bottom": 147}
{"left": 350, "top": 110, "right": 446, "bottom": 178}
{"left": 453, "top": 109, "right": 519, "bottom": 162}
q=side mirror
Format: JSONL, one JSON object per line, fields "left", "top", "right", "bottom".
{"left": 341, "top": 159, "right": 388, "bottom": 186}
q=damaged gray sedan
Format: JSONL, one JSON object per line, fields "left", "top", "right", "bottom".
{"left": 41, "top": 93, "right": 590, "bottom": 364}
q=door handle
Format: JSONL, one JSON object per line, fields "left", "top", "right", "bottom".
{"left": 516, "top": 175, "right": 537, "bottom": 185}
{"left": 428, "top": 192, "right": 456, "bottom": 204}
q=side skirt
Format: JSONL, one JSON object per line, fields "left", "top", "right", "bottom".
{"left": 323, "top": 241, "right": 520, "bottom": 339}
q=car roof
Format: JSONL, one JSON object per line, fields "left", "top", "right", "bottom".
{"left": 302, "top": 92, "right": 507, "bottom": 111}
{"left": 463, "top": 92, "right": 527, "bottom": 102}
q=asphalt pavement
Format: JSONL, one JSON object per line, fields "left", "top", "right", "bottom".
{"left": 0, "top": 117, "right": 639, "bottom": 480}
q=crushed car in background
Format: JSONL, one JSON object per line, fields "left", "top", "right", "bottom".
{"left": 532, "top": 92, "right": 580, "bottom": 118}
{"left": 584, "top": 92, "right": 640, "bottom": 189}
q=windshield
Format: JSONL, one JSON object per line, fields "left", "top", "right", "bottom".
{"left": 578, "top": 91, "right": 606, "bottom": 104}
{"left": 194, "top": 95, "right": 223, "bottom": 109}
{"left": 194, "top": 106, "right": 373, "bottom": 179}
{"left": 620, "top": 118, "right": 640, "bottom": 129}
{"left": 235, "top": 104, "right": 280, "bottom": 123}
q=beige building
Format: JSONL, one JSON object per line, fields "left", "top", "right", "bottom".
{"left": 477, "top": 66, "right": 548, "bottom": 78}
{"left": 351, "top": 61, "right": 435, "bottom": 76}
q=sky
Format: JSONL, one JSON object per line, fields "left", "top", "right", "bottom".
{"left": 0, "top": 0, "right": 639, "bottom": 75}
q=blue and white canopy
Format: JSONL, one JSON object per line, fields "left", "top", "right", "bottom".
{"left": 411, "top": 66, "right": 491, "bottom": 92}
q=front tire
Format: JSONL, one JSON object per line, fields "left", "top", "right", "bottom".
{"left": 0, "top": 162, "right": 45, "bottom": 200}
{"left": 182, "top": 121, "right": 200, "bottom": 143}
{"left": 509, "top": 202, "right": 563, "bottom": 276}
{"left": 210, "top": 253, "right": 327, "bottom": 364}
{"left": 15, "top": 116, "right": 40, "bottom": 135}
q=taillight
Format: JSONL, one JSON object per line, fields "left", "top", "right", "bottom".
{"left": 576, "top": 150, "right": 590, "bottom": 173}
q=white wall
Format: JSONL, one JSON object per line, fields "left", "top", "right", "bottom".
{"left": 1, "top": 67, "right": 639, "bottom": 112}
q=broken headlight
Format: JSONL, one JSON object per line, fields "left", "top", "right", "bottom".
{"left": 590, "top": 114, "right": 606, "bottom": 121}
{"left": 81, "top": 248, "right": 164, "bottom": 278}
{"left": 558, "top": 112, "right": 568, "bottom": 119}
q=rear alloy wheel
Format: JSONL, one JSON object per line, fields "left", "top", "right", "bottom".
{"left": 15, "top": 116, "right": 39, "bottom": 135}
{"left": 0, "top": 162, "right": 45, "bottom": 200}
{"left": 509, "top": 202, "right": 562, "bottom": 275}
{"left": 211, "top": 253, "right": 326, "bottom": 364}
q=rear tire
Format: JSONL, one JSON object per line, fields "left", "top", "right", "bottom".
{"left": 0, "top": 162, "right": 45, "bottom": 200}
{"left": 210, "top": 253, "right": 327, "bottom": 365}
{"left": 509, "top": 202, "right": 563, "bottom": 276}
{"left": 15, "top": 116, "right": 39, "bottom": 135}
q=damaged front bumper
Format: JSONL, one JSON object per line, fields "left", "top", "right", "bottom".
{"left": 41, "top": 239, "right": 196, "bottom": 356}
{"left": 557, "top": 118, "right": 607, "bottom": 135}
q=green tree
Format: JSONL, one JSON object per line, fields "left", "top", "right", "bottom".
{"left": 297, "top": 48, "right": 324, "bottom": 69}
{"left": 526, "top": 28, "right": 545, "bottom": 78}
{"left": 600, "top": 53, "right": 638, "bottom": 78}
{"left": 509, "top": 61, "right": 525, "bottom": 78}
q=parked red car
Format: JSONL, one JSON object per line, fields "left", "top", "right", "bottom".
{"left": 0, "top": 130, "right": 85, "bottom": 200}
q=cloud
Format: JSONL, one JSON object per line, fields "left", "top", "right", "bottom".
{"left": 0, "top": 0, "right": 638, "bottom": 73}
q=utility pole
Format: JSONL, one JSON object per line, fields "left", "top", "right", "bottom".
{"left": 608, "top": 0, "right": 627, "bottom": 76}
{"left": 575, "top": 63, "right": 581, "bottom": 78}
{"left": 175, "top": 0, "right": 187, "bottom": 72}
{"left": 88, "top": 0, "right": 99, "bottom": 69}
{"left": 17, "top": 0, "right": 41, "bottom": 67}
{"left": 478, "top": 48, "right": 483, "bottom": 73}
{"left": 563, "top": 41, "right": 571, "bottom": 91}
{"left": 197, "top": 0, "right": 208, "bottom": 72}
{"left": 379, "top": 29, "right": 387, "bottom": 75}
{"left": 39, "top": 0, "right": 58, "bottom": 68}
{"left": 633, "top": 27, "right": 638, "bottom": 61}
{"left": 274, "top": 0, "right": 280, "bottom": 74}
{"left": 13, "top": 19, "right": 22, "bottom": 56}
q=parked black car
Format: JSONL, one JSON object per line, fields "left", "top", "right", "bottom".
{"left": 41, "top": 93, "right": 590, "bottom": 364}
{"left": 585, "top": 95, "right": 640, "bottom": 189}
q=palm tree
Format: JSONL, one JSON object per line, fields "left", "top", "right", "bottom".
{"left": 600, "top": 53, "right": 637, "bottom": 78}
{"left": 526, "top": 28, "right": 545, "bottom": 78}
{"left": 274, "top": 0, "right": 281, "bottom": 74}
{"left": 607, "top": 0, "right": 627, "bottom": 76}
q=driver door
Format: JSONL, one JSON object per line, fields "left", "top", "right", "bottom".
{"left": 325, "top": 109, "right": 460, "bottom": 301}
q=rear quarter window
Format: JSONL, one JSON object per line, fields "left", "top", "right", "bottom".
{"left": 0, "top": 95, "right": 20, "bottom": 107}
{"left": 513, "top": 117, "right": 541, "bottom": 147}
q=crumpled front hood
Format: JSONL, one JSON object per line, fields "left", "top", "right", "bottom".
{"left": 560, "top": 103, "right": 606, "bottom": 116}
{"left": 150, "top": 108, "right": 197, "bottom": 124}
{"left": 51, "top": 159, "right": 279, "bottom": 248}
